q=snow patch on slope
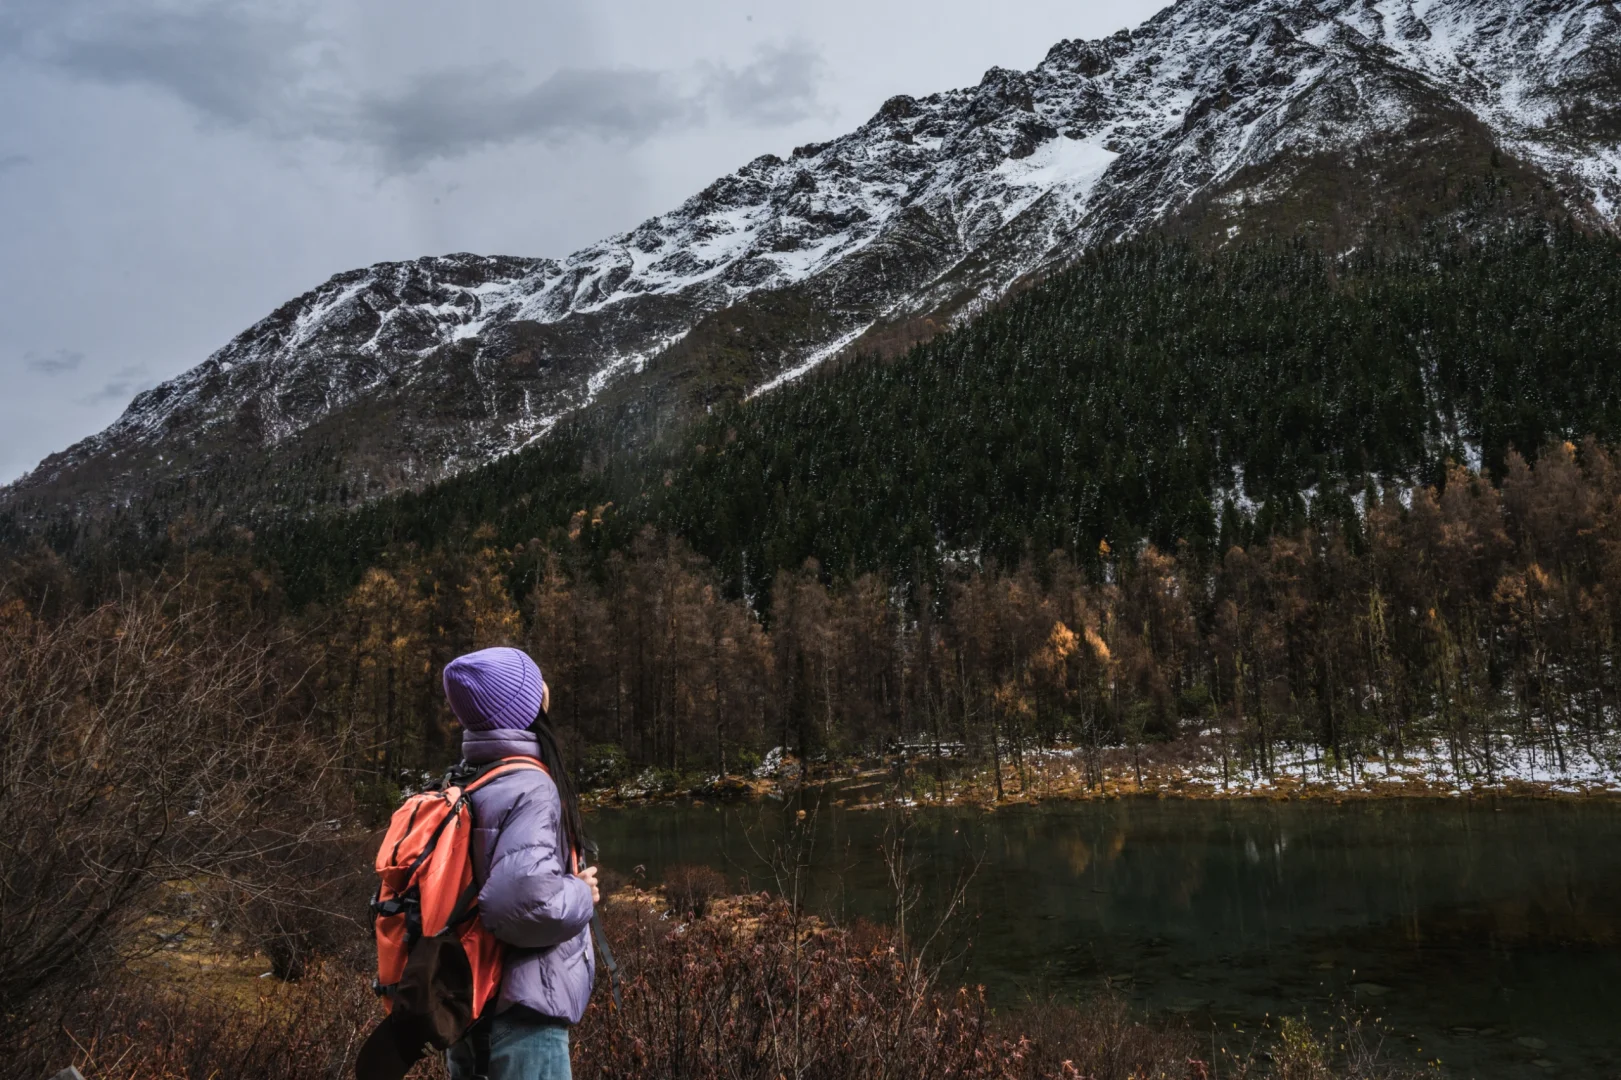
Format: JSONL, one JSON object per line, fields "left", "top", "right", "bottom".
{"left": 997, "top": 135, "right": 1120, "bottom": 208}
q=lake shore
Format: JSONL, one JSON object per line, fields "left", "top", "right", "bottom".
{"left": 591, "top": 791, "right": 1621, "bottom": 1077}
{"left": 584, "top": 732, "right": 1621, "bottom": 810}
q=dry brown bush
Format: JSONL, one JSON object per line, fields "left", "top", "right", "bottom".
{"left": 0, "top": 586, "right": 349, "bottom": 1022}
{"left": 205, "top": 829, "right": 379, "bottom": 980}
{"left": 10, "top": 963, "right": 429, "bottom": 1080}
{"left": 9, "top": 886, "right": 1431, "bottom": 1080}
{"left": 575, "top": 892, "right": 1197, "bottom": 1080}
{"left": 1013, "top": 996, "right": 1203, "bottom": 1080}
{"left": 661, "top": 863, "right": 730, "bottom": 917}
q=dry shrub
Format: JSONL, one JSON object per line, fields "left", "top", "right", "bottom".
{"left": 0, "top": 588, "right": 346, "bottom": 1018}
{"left": 8, "top": 963, "right": 428, "bottom": 1080}
{"left": 1272, "top": 1016, "right": 1333, "bottom": 1080}
{"left": 1254, "top": 1014, "right": 1438, "bottom": 1080}
{"left": 575, "top": 893, "right": 1196, "bottom": 1080}
{"left": 205, "top": 830, "right": 379, "bottom": 980}
{"left": 6, "top": 889, "right": 1429, "bottom": 1080}
{"left": 661, "top": 863, "right": 730, "bottom": 917}
{"left": 1011, "top": 995, "right": 1197, "bottom": 1080}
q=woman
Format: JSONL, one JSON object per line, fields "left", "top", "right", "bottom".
{"left": 441, "top": 646, "right": 599, "bottom": 1080}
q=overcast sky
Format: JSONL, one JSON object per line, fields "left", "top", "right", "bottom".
{"left": 0, "top": 0, "right": 1167, "bottom": 484}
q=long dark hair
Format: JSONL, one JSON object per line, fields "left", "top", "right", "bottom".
{"left": 528, "top": 704, "right": 591, "bottom": 866}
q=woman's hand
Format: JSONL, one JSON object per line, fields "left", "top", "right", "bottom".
{"left": 576, "top": 866, "right": 600, "bottom": 905}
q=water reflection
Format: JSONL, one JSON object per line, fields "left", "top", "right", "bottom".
{"left": 589, "top": 798, "right": 1621, "bottom": 1078}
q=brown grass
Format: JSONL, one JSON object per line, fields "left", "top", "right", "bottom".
{"left": 9, "top": 889, "right": 1432, "bottom": 1080}
{"left": 8, "top": 963, "right": 429, "bottom": 1080}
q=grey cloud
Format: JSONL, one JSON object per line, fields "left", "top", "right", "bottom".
{"left": 24, "top": 348, "right": 84, "bottom": 375}
{"left": 78, "top": 365, "right": 154, "bottom": 405}
{"left": 0, "top": 0, "right": 64, "bottom": 57}
{"left": 0, "top": 153, "right": 29, "bottom": 174}
{"left": 6, "top": 0, "right": 824, "bottom": 171}
{"left": 704, "top": 41, "right": 824, "bottom": 125}
{"left": 41, "top": 4, "right": 322, "bottom": 133}
{"left": 354, "top": 41, "right": 825, "bottom": 171}
{"left": 356, "top": 65, "right": 696, "bottom": 171}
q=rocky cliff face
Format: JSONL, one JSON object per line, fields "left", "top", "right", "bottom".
{"left": 8, "top": 0, "right": 1620, "bottom": 518}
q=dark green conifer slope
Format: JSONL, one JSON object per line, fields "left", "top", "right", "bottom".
{"left": 659, "top": 231, "right": 1621, "bottom": 591}
{"left": 22, "top": 229, "right": 1621, "bottom": 607}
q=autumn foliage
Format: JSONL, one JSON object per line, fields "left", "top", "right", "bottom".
{"left": 278, "top": 442, "right": 1621, "bottom": 795}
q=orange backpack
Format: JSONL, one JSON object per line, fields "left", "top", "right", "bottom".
{"left": 356, "top": 756, "right": 544, "bottom": 1079}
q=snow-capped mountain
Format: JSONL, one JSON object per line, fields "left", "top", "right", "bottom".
{"left": 8, "top": 0, "right": 1620, "bottom": 517}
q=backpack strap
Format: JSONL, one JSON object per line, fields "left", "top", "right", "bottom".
{"left": 592, "top": 912, "right": 621, "bottom": 1010}
{"left": 464, "top": 755, "right": 545, "bottom": 793}
{"left": 457, "top": 755, "right": 613, "bottom": 1009}
{"left": 398, "top": 759, "right": 544, "bottom": 939}
{"left": 463, "top": 756, "right": 576, "bottom": 870}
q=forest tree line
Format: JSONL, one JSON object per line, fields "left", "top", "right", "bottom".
{"left": 9, "top": 229, "right": 1621, "bottom": 797}
{"left": 10, "top": 439, "right": 1618, "bottom": 796}
{"left": 297, "top": 436, "right": 1621, "bottom": 788}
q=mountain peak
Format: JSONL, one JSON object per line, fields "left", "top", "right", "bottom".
{"left": 7, "top": 0, "right": 1619, "bottom": 522}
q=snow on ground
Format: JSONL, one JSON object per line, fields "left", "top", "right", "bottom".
{"left": 1167, "top": 731, "right": 1621, "bottom": 795}
{"left": 1015, "top": 724, "right": 1621, "bottom": 798}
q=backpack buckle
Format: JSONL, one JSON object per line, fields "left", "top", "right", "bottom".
{"left": 370, "top": 896, "right": 406, "bottom": 918}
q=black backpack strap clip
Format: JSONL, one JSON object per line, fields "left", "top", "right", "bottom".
{"left": 591, "top": 912, "right": 622, "bottom": 1009}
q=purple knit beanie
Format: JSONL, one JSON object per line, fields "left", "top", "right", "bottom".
{"left": 442, "top": 647, "right": 546, "bottom": 731}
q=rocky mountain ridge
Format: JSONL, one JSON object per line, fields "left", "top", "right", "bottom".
{"left": 7, "top": 0, "right": 1620, "bottom": 519}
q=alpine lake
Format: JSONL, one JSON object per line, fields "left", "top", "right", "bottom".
{"left": 588, "top": 792, "right": 1621, "bottom": 1080}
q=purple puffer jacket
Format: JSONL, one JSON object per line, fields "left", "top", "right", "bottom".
{"left": 462, "top": 728, "right": 596, "bottom": 1023}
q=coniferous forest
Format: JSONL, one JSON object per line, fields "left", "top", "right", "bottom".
{"left": 235, "top": 228, "right": 1621, "bottom": 600}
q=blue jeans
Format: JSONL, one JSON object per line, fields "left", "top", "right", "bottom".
{"left": 446, "top": 1012, "right": 571, "bottom": 1080}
